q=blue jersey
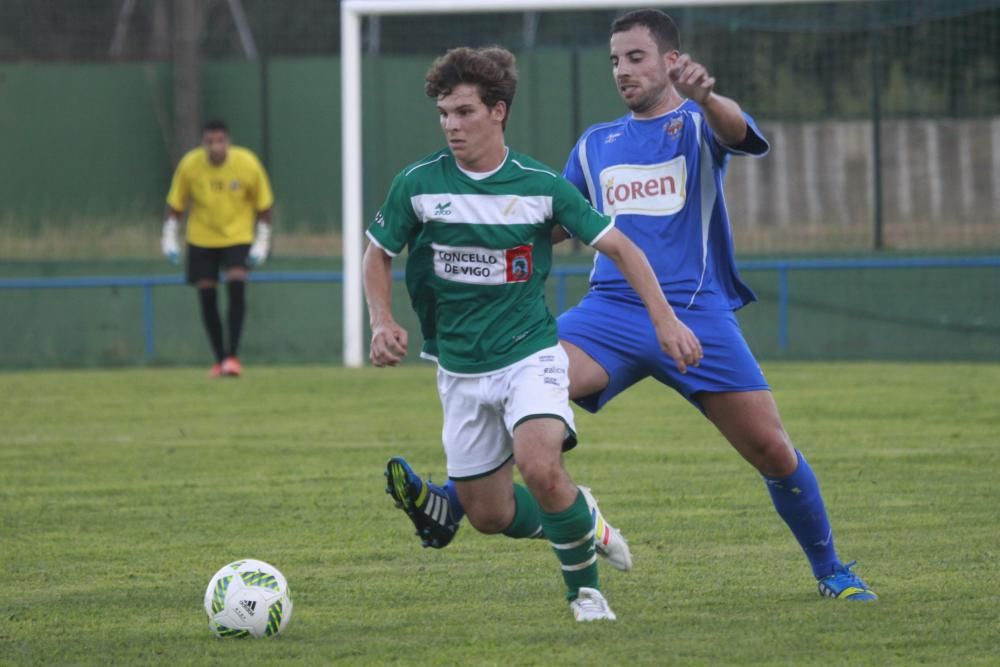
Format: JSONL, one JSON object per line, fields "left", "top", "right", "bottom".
{"left": 563, "top": 99, "right": 769, "bottom": 311}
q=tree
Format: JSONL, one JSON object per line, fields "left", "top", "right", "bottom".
{"left": 172, "top": 0, "right": 204, "bottom": 162}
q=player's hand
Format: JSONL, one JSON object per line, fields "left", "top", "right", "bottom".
{"left": 370, "top": 321, "right": 408, "bottom": 367}
{"left": 654, "top": 316, "right": 703, "bottom": 374}
{"left": 669, "top": 54, "right": 715, "bottom": 106}
{"left": 161, "top": 218, "right": 181, "bottom": 265}
{"left": 248, "top": 221, "right": 271, "bottom": 267}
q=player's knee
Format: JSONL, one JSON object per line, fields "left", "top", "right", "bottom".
{"left": 466, "top": 512, "right": 509, "bottom": 535}
{"left": 464, "top": 504, "right": 511, "bottom": 535}
{"left": 753, "top": 429, "right": 797, "bottom": 476}
{"left": 517, "top": 460, "right": 564, "bottom": 499}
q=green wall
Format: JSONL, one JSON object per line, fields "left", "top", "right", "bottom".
{"left": 0, "top": 62, "right": 174, "bottom": 222}
{"left": 0, "top": 50, "right": 624, "bottom": 234}
{"left": 268, "top": 57, "right": 341, "bottom": 231}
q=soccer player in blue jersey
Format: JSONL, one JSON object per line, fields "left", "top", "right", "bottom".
{"left": 388, "top": 9, "right": 876, "bottom": 602}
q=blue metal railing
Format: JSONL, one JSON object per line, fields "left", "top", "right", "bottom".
{"left": 739, "top": 256, "right": 1000, "bottom": 351}
{"left": 0, "top": 272, "right": 345, "bottom": 360}
{"left": 551, "top": 255, "right": 1000, "bottom": 351}
{"left": 2, "top": 256, "right": 998, "bottom": 360}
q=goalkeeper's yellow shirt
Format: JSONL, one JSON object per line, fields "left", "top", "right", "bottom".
{"left": 166, "top": 146, "right": 274, "bottom": 248}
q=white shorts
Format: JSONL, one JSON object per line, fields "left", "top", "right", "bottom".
{"left": 437, "top": 344, "right": 576, "bottom": 480}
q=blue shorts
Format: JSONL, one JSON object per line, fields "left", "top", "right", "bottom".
{"left": 557, "top": 292, "right": 769, "bottom": 413}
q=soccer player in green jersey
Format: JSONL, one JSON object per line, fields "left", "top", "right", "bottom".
{"left": 363, "top": 45, "right": 702, "bottom": 622}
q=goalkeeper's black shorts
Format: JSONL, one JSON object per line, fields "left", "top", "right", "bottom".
{"left": 186, "top": 243, "right": 251, "bottom": 284}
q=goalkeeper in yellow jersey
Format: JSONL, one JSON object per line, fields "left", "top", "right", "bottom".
{"left": 161, "top": 119, "right": 274, "bottom": 377}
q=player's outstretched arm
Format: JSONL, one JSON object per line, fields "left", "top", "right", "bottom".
{"left": 669, "top": 54, "right": 747, "bottom": 147}
{"left": 362, "top": 242, "right": 408, "bottom": 367}
{"left": 593, "top": 228, "right": 703, "bottom": 373}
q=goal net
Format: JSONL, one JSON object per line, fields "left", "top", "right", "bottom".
{"left": 340, "top": 0, "right": 1000, "bottom": 366}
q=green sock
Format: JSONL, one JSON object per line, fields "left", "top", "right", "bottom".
{"left": 540, "top": 489, "right": 598, "bottom": 600}
{"left": 502, "top": 483, "right": 545, "bottom": 539}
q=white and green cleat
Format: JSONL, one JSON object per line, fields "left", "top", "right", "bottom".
{"left": 578, "top": 485, "right": 633, "bottom": 572}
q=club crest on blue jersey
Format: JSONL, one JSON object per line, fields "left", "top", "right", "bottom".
{"left": 665, "top": 117, "right": 684, "bottom": 139}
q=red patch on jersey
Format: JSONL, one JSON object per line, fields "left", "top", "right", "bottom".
{"left": 505, "top": 245, "right": 533, "bottom": 283}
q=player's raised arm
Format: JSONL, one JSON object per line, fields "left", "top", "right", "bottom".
{"left": 669, "top": 54, "right": 747, "bottom": 147}
{"left": 592, "top": 228, "right": 702, "bottom": 373}
{"left": 362, "top": 241, "right": 408, "bottom": 367}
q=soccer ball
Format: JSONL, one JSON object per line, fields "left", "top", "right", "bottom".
{"left": 203, "top": 559, "right": 293, "bottom": 638}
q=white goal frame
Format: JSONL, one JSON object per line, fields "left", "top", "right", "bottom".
{"left": 339, "top": 0, "right": 845, "bottom": 367}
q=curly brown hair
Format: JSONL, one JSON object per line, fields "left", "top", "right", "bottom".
{"left": 424, "top": 46, "right": 518, "bottom": 128}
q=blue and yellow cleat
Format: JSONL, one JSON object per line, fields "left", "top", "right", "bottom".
{"left": 817, "top": 561, "right": 877, "bottom": 601}
{"left": 384, "top": 456, "right": 461, "bottom": 549}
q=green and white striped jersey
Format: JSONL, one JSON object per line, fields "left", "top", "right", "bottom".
{"left": 367, "top": 148, "right": 613, "bottom": 375}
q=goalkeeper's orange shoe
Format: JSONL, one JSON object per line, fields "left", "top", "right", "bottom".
{"left": 208, "top": 362, "right": 224, "bottom": 378}
{"left": 221, "top": 356, "right": 242, "bottom": 377}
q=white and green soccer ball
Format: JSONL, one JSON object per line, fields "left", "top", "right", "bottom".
{"left": 203, "top": 559, "right": 293, "bottom": 638}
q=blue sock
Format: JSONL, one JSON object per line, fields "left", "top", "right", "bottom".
{"left": 440, "top": 479, "right": 465, "bottom": 524}
{"left": 763, "top": 450, "right": 841, "bottom": 579}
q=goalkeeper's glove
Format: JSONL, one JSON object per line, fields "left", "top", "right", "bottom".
{"left": 248, "top": 221, "right": 271, "bottom": 267}
{"left": 161, "top": 217, "right": 181, "bottom": 265}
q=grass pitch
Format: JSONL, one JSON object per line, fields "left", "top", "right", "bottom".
{"left": 2, "top": 363, "right": 998, "bottom": 665}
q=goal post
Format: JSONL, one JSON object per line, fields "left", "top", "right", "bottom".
{"left": 339, "top": 0, "right": 863, "bottom": 367}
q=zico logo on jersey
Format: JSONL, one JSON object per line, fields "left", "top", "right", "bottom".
{"left": 432, "top": 243, "right": 533, "bottom": 285}
{"left": 599, "top": 156, "right": 686, "bottom": 216}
